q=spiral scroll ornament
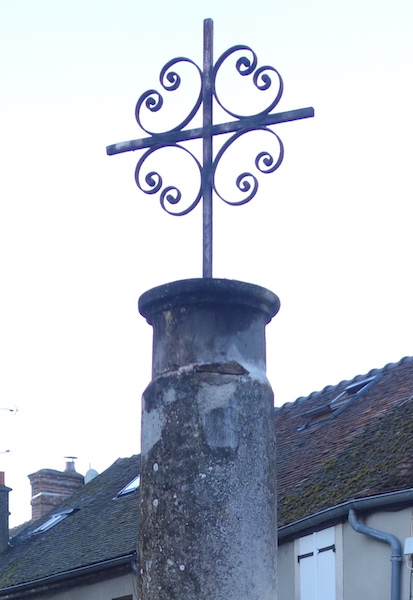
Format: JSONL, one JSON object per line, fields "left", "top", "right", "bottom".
{"left": 134, "top": 144, "right": 202, "bottom": 216}
{"left": 135, "top": 58, "right": 203, "bottom": 135}
{"left": 213, "top": 127, "right": 284, "bottom": 206}
{"left": 213, "top": 45, "right": 284, "bottom": 119}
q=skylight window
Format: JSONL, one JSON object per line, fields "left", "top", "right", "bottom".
{"left": 298, "top": 375, "right": 379, "bottom": 431}
{"left": 300, "top": 404, "right": 333, "bottom": 427}
{"left": 114, "top": 474, "right": 140, "bottom": 499}
{"left": 330, "top": 376, "right": 377, "bottom": 409}
{"left": 33, "top": 509, "right": 77, "bottom": 534}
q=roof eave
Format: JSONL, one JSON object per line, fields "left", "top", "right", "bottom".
{"left": 0, "top": 553, "right": 136, "bottom": 599}
{"left": 278, "top": 488, "right": 413, "bottom": 543}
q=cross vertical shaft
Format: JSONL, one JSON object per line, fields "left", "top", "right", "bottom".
{"left": 202, "top": 19, "right": 213, "bottom": 278}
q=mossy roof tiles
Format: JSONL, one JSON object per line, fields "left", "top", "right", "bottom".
{"left": 0, "top": 455, "right": 140, "bottom": 591}
{"left": 275, "top": 356, "right": 413, "bottom": 525}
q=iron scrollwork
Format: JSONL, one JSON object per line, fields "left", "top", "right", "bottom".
{"left": 212, "top": 44, "right": 284, "bottom": 119}
{"left": 133, "top": 44, "right": 285, "bottom": 214}
{"left": 135, "top": 57, "right": 203, "bottom": 135}
{"left": 107, "top": 19, "right": 314, "bottom": 277}
{"left": 134, "top": 58, "right": 203, "bottom": 216}
{"left": 135, "top": 143, "right": 202, "bottom": 216}
{"left": 213, "top": 127, "right": 284, "bottom": 206}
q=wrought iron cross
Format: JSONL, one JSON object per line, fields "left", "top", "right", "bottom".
{"left": 107, "top": 19, "right": 314, "bottom": 278}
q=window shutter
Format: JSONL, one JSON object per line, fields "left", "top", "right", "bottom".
{"left": 298, "top": 534, "right": 317, "bottom": 600}
{"left": 298, "top": 528, "right": 336, "bottom": 600}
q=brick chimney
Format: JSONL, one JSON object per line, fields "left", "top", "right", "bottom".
{"left": 28, "top": 460, "right": 84, "bottom": 521}
{"left": 0, "top": 472, "right": 11, "bottom": 553}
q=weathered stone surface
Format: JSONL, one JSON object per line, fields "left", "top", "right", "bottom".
{"left": 138, "top": 279, "right": 279, "bottom": 600}
{"left": 139, "top": 278, "right": 280, "bottom": 380}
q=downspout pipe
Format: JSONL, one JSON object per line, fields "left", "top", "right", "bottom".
{"left": 348, "top": 508, "right": 402, "bottom": 600}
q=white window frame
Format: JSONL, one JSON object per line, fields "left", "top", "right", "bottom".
{"left": 33, "top": 508, "right": 76, "bottom": 533}
{"left": 114, "top": 474, "right": 140, "bottom": 499}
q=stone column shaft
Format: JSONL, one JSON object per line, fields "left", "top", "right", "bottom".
{"left": 138, "top": 278, "right": 280, "bottom": 600}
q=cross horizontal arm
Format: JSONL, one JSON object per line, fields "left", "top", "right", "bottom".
{"left": 106, "top": 106, "right": 314, "bottom": 156}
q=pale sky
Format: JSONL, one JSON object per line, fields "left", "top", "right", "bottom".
{"left": 1, "top": 0, "right": 412, "bottom": 527}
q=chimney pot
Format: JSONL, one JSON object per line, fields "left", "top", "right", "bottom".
{"left": 0, "top": 473, "right": 12, "bottom": 554}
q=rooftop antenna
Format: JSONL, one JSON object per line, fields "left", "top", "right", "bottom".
{"left": 0, "top": 406, "right": 18, "bottom": 415}
{"left": 107, "top": 18, "right": 314, "bottom": 278}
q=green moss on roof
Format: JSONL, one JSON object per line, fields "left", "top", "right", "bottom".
{"left": 0, "top": 455, "right": 141, "bottom": 591}
{"left": 278, "top": 397, "right": 413, "bottom": 525}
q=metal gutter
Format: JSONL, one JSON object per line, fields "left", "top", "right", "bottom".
{"left": 0, "top": 553, "right": 136, "bottom": 597}
{"left": 278, "top": 488, "right": 413, "bottom": 542}
{"left": 348, "top": 509, "right": 402, "bottom": 600}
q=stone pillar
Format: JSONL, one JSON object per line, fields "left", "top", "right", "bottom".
{"left": 138, "top": 278, "right": 280, "bottom": 600}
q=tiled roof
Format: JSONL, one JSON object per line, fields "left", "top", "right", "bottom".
{"left": 275, "top": 356, "right": 413, "bottom": 526}
{"left": 0, "top": 455, "right": 140, "bottom": 592}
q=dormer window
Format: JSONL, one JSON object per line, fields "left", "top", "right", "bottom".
{"left": 33, "top": 509, "right": 77, "bottom": 533}
{"left": 114, "top": 475, "right": 140, "bottom": 499}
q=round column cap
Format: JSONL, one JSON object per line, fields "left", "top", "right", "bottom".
{"left": 139, "top": 278, "right": 280, "bottom": 325}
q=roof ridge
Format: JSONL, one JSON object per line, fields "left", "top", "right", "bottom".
{"left": 275, "top": 355, "right": 413, "bottom": 412}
